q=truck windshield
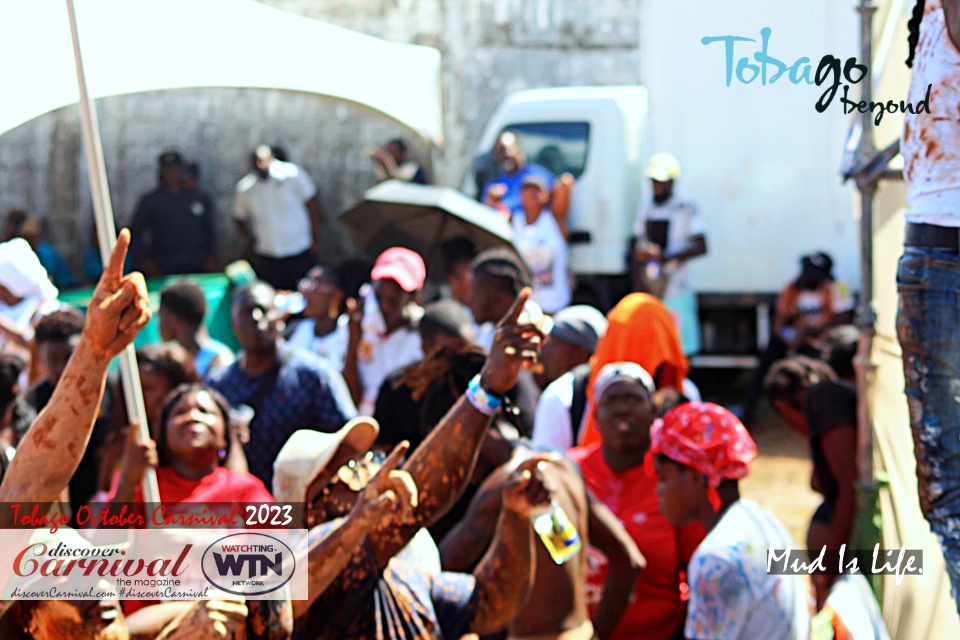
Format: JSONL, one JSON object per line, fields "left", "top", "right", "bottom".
{"left": 502, "top": 122, "right": 590, "bottom": 179}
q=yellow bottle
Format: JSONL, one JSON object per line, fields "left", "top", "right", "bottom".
{"left": 532, "top": 500, "right": 582, "bottom": 565}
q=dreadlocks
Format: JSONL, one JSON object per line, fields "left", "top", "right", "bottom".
{"left": 907, "top": 0, "right": 926, "bottom": 68}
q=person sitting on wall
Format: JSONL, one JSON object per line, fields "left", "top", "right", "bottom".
{"left": 371, "top": 138, "right": 428, "bottom": 184}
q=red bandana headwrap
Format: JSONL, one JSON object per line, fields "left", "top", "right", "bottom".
{"left": 649, "top": 402, "right": 757, "bottom": 510}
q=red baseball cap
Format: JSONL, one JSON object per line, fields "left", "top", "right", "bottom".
{"left": 371, "top": 247, "right": 426, "bottom": 292}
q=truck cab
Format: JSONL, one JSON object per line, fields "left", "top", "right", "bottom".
{"left": 462, "top": 86, "right": 647, "bottom": 310}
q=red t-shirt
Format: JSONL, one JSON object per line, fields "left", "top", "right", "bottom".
{"left": 568, "top": 444, "right": 705, "bottom": 640}
{"left": 107, "top": 465, "right": 274, "bottom": 506}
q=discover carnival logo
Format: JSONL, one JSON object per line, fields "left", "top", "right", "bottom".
{"left": 701, "top": 27, "right": 932, "bottom": 124}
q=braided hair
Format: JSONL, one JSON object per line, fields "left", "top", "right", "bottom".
{"left": 907, "top": 0, "right": 926, "bottom": 68}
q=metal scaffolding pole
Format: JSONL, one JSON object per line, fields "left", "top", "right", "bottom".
{"left": 854, "top": 0, "right": 878, "bottom": 491}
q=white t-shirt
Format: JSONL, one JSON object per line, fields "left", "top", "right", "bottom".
{"left": 234, "top": 160, "right": 318, "bottom": 257}
{"left": 475, "top": 322, "right": 496, "bottom": 353}
{"left": 531, "top": 370, "right": 577, "bottom": 452}
{"left": 824, "top": 573, "right": 890, "bottom": 640}
{"left": 286, "top": 316, "right": 350, "bottom": 373}
{"left": 902, "top": 0, "right": 960, "bottom": 226}
{"left": 633, "top": 196, "right": 705, "bottom": 296}
{"left": 512, "top": 211, "right": 571, "bottom": 314}
{"left": 686, "top": 500, "right": 811, "bottom": 640}
{"left": 357, "top": 321, "right": 423, "bottom": 416}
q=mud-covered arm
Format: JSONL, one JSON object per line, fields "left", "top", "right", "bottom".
{"left": 588, "top": 492, "right": 646, "bottom": 640}
{"left": 369, "top": 290, "right": 541, "bottom": 567}
{"left": 247, "top": 599, "right": 293, "bottom": 640}
{"left": 470, "top": 458, "right": 549, "bottom": 636}
{"left": 0, "top": 230, "right": 150, "bottom": 518}
{"left": 439, "top": 471, "right": 504, "bottom": 572}
{"left": 296, "top": 443, "right": 416, "bottom": 618}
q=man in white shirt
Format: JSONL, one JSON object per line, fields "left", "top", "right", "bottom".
{"left": 531, "top": 305, "right": 608, "bottom": 452}
{"left": 632, "top": 153, "right": 707, "bottom": 298}
{"left": 512, "top": 175, "right": 571, "bottom": 314}
{"left": 234, "top": 145, "right": 321, "bottom": 290}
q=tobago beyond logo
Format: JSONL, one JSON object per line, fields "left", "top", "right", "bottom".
{"left": 701, "top": 27, "right": 932, "bottom": 125}
{"left": 201, "top": 532, "right": 296, "bottom": 597}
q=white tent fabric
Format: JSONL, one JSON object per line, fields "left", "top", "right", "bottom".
{"left": 0, "top": 0, "right": 444, "bottom": 144}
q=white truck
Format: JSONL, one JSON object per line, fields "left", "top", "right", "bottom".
{"left": 461, "top": 86, "right": 646, "bottom": 312}
{"left": 462, "top": 81, "right": 858, "bottom": 364}
{"left": 459, "top": 1, "right": 860, "bottom": 365}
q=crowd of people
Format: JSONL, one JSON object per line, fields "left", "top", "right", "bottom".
{"left": 0, "top": 57, "right": 916, "bottom": 640}
{"left": 0, "top": 204, "right": 894, "bottom": 639}
{"left": 0, "top": 0, "right": 956, "bottom": 636}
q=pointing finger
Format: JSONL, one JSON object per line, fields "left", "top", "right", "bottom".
{"left": 497, "top": 287, "right": 531, "bottom": 328}
{"left": 377, "top": 441, "right": 409, "bottom": 476}
{"left": 99, "top": 228, "right": 130, "bottom": 290}
{"left": 515, "top": 454, "right": 554, "bottom": 475}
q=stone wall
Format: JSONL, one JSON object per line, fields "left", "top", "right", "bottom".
{"left": 0, "top": 0, "right": 639, "bottom": 275}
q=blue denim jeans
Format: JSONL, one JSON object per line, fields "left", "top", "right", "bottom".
{"left": 897, "top": 246, "right": 960, "bottom": 610}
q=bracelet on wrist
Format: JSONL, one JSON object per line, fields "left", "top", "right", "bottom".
{"left": 466, "top": 374, "right": 503, "bottom": 417}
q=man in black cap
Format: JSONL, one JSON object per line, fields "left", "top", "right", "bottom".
{"left": 129, "top": 150, "right": 217, "bottom": 278}
{"left": 530, "top": 305, "right": 608, "bottom": 451}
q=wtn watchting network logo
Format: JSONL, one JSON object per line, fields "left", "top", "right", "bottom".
{"left": 201, "top": 532, "right": 296, "bottom": 597}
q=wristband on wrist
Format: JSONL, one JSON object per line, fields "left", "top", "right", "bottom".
{"left": 466, "top": 374, "right": 503, "bottom": 417}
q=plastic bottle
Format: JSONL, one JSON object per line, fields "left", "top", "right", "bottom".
{"left": 359, "top": 283, "right": 386, "bottom": 337}
{"left": 532, "top": 499, "right": 583, "bottom": 565}
{"left": 645, "top": 258, "right": 661, "bottom": 282}
{"left": 274, "top": 291, "right": 306, "bottom": 316}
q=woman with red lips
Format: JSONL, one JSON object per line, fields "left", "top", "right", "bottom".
{"left": 568, "top": 362, "right": 705, "bottom": 640}
{"left": 108, "top": 384, "right": 273, "bottom": 508}
{"left": 102, "top": 384, "right": 288, "bottom": 639}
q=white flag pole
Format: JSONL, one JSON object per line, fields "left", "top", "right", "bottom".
{"left": 65, "top": 0, "right": 160, "bottom": 504}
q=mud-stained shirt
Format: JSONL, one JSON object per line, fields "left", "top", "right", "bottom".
{"left": 902, "top": 0, "right": 960, "bottom": 226}
{"left": 298, "top": 517, "right": 480, "bottom": 640}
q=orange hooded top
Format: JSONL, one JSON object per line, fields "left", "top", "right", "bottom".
{"left": 577, "top": 293, "right": 689, "bottom": 448}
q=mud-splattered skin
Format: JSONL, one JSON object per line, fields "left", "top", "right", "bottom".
{"left": 296, "top": 290, "right": 545, "bottom": 638}
{"left": 247, "top": 599, "right": 293, "bottom": 639}
{"left": 440, "top": 444, "right": 644, "bottom": 640}
{"left": 0, "top": 230, "right": 150, "bottom": 520}
{"left": 0, "top": 232, "right": 153, "bottom": 639}
{"left": 440, "top": 449, "right": 589, "bottom": 636}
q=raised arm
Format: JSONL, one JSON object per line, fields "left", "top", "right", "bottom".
{"left": 295, "top": 442, "right": 417, "bottom": 619}
{"left": 470, "top": 457, "right": 549, "bottom": 636}
{"left": 369, "top": 289, "right": 542, "bottom": 566}
{"left": 438, "top": 470, "right": 505, "bottom": 572}
{"left": 587, "top": 492, "right": 646, "bottom": 640}
{"left": 0, "top": 230, "right": 150, "bottom": 517}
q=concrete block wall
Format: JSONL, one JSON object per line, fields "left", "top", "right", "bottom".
{"left": 0, "top": 0, "right": 640, "bottom": 276}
